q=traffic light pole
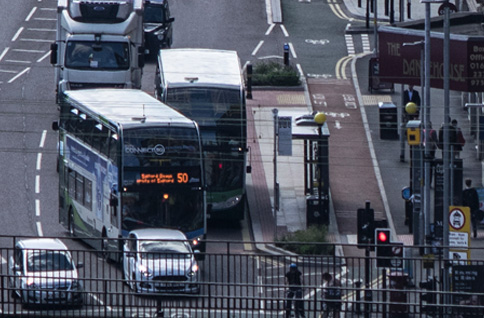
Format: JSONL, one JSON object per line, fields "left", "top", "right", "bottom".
{"left": 365, "top": 247, "right": 370, "bottom": 318}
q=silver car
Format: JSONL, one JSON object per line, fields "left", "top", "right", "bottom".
{"left": 8, "top": 238, "right": 84, "bottom": 308}
{"left": 123, "top": 228, "right": 200, "bottom": 294}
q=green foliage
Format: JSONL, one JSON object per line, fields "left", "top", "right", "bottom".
{"left": 275, "top": 225, "right": 334, "bottom": 255}
{"left": 252, "top": 60, "right": 301, "bottom": 86}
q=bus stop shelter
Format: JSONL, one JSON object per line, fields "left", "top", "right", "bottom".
{"left": 277, "top": 110, "right": 331, "bottom": 226}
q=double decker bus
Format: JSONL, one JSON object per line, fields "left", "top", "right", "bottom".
{"left": 54, "top": 89, "right": 206, "bottom": 259}
{"left": 155, "top": 49, "right": 248, "bottom": 221}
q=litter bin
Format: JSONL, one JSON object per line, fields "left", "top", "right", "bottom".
{"left": 379, "top": 102, "right": 399, "bottom": 140}
{"left": 388, "top": 271, "right": 409, "bottom": 317}
{"left": 306, "top": 195, "right": 329, "bottom": 226}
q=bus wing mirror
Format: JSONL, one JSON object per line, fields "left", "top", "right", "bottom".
{"left": 138, "top": 47, "right": 145, "bottom": 68}
{"left": 52, "top": 121, "right": 59, "bottom": 131}
{"left": 246, "top": 165, "right": 252, "bottom": 174}
{"left": 50, "top": 43, "right": 58, "bottom": 65}
{"left": 110, "top": 195, "right": 118, "bottom": 207}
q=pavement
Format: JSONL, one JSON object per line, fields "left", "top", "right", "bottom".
{"left": 247, "top": 0, "right": 484, "bottom": 258}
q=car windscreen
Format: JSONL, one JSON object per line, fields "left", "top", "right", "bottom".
{"left": 139, "top": 241, "right": 190, "bottom": 259}
{"left": 27, "top": 251, "right": 74, "bottom": 272}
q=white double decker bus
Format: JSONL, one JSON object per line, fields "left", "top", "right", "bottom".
{"left": 53, "top": 89, "right": 206, "bottom": 259}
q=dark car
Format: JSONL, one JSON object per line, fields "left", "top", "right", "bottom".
{"left": 144, "top": 0, "right": 174, "bottom": 56}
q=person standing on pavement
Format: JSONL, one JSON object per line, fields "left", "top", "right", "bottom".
{"left": 322, "top": 272, "right": 342, "bottom": 318}
{"left": 463, "top": 179, "right": 481, "bottom": 238}
{"left": 452, "top": 119, "right": 465, "bottom": 158}
{"left": 438, "top": 117, "right": 457, "bottom": 158}
{"left": 401, "top": 85, "right": 421, "bottom": 162}
{"left": 403, "top": 85, "right": 421, "bottom": 119}
{"left": 285, "top": 263, "right": 305, "bottom": 318}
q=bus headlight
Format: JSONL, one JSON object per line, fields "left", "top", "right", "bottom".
{"left": 212, "top": 195, "right": 242, "bottom": 210}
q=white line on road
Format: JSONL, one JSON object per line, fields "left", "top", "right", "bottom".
{"left": 35, "top": 175, "right": 40, "bottom": 194}
{"left": 11, "top": 27, "right": 24, "bottom": 42}
{"left": 36, "top": 153, "right": 42, "bottom": 170}
{"left": 37, "top": 51, "right": 51, "bottom": 63}
{"left": 8, "top": 67, "right": 30, "bottom": 83}
{"left": 39, "top": 130, "right": 47, "bottom": 148}
{"left": 288, "top": 42, "right": 297, "bottom": 58}
{"left": 265, "top": 23, "right": 275, "bottom": 36}
{"left": 280, "top": 24, "right": 289, "bottom": 37}
{"left": 36, "top": 221, "right": 43, "bottom": 236}
{"left": 0, "top": 47, "right": 9, "bottom": 62}
{"left": 36, "top": 199, "right": 41, "bottom": 217}
{"left": 252, "top": 40, "right": 264, "bottom": 56}
{"left": 25, "top": 7, "right": 37, "bottom": 21}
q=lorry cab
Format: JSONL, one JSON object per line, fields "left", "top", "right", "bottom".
{"left": 143, "top": 0, "right": 174, "bottom": 56}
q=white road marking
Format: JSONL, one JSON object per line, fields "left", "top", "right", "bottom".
{"left": 252, "top": 40, "right": 264, "bottom": 56}
{"left": 35, "top": 175, "right": 40, "bottom": 194}
{"left": 11, "top": 27, "right": 24, "bottom": 42}
{"left": 0, "top": 47, "right": 9, "bottom": 62}
{"left": 8, "top": 67, "right": 30, "bottom": 83}
{"left": 36, "top": 199, "right": 41, "bottom": 217}
{"left": 25, "top": 7, "right": 37, "bottom": 21}
{"left": 280, "top": 24, "right": 289, "bottom": 37}
{"left": 265, "top": 23, "right": 275, "bottom": 36}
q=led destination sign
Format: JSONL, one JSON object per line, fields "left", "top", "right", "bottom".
{"left": 137, "top": 172, "right": 190, "bottom": 184}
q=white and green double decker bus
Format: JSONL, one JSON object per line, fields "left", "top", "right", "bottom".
{"left": 54, "top": 89, "right": 206, "bottom": 258}
{"left": 155, "top": 49, "right": 247, "bottom": 221}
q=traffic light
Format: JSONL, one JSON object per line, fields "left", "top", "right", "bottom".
{"left": 357, "top": 207, "right": 374, "bottom": 249}
{"left": 420, "top": 277, "right": 438, "bottom": 315}
{"left": 375, "top": 228, "right": 392, "bottom": 267}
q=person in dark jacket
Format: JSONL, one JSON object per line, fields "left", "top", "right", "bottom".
{"left": 285, "top": 264, "right": 305, "bottom": 318}
{"left": 463, "top": 179, "right": 481, "bottom": 238}
{"left": 403, "top": 85, "right": 421, "bottom": 119}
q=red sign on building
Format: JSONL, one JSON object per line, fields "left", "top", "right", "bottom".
{"left": 378, "top": 24, "right": 484, "bottom": 92}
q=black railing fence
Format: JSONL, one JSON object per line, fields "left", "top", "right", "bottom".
{"left": 1, "top": 235, "right": 484, "bottom": 317}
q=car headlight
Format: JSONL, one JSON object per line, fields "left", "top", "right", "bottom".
{"left": 188, "top": 264, "right": 199, "bottom": 277}
{"left": 26, "top": 279, "right": 37, "bottom": 289}
{"left": 138, "top": 264, "right": 152, "bottom": 278}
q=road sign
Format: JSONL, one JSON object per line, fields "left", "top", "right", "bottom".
{"left": 449, "top": 207, "right": 466, "bottom": 231}
{"left": 390, "top": 242, "right": 404, "bottom": 268}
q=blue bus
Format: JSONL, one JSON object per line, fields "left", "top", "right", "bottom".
{"left": 54, "top": 88, "right": 206, "bottom": 260}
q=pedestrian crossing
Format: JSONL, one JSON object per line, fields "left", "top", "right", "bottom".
{"left": 345, "top": 33, "right": 372, "bottom": 56}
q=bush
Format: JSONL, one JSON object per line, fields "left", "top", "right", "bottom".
{"left": 275, "top": 225, "right": 334, "bottom": 255}
{"left": 252, "top": 60, "right": 301, "bottom": 86}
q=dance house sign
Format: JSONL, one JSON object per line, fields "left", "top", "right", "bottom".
{"left": 378, "top": 25, "right": 484, "bottom": 93}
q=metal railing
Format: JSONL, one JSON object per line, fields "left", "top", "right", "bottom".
{"left": 0, "top": 235, "right": 483, "bottom": 317}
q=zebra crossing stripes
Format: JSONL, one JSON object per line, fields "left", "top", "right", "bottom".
{"left": 361, "top": 34, "right": 371, "bottom": 53}
{"left": 345, "top": 34, "right": 355, "bottom": 55}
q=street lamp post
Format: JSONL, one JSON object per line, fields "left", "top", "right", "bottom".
{"left": 314, "top": 112, "right": 327, "bottom": 223}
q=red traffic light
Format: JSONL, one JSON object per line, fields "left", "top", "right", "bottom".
{"left": 376, "top": 229, "right": 391, "bottom": 244}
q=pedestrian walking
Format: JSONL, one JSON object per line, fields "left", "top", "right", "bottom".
{"left": 438, "top": 117, "right": 457, "bottom": 158}
{"left": 322, "top": 272, "right": 342, "bottom": 318}
{"left": 463, "top": 179, "right": 482, "bottom": 238}
{"left": 285, "top": 264, "right": 305, "bottom": 318}
{"left": 401, "top": 85, "right": 421, "bottom": 162}
{"left": 452, "top": 119, "right": 465, "bottom": 158}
